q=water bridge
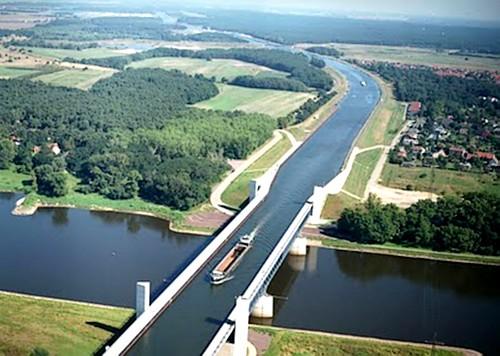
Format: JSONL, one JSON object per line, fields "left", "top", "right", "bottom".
{"left": 103, "top": 57, "right": 381, "bottom": 355}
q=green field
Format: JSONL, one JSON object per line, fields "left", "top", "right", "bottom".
{"left": 127, "top": 57, "right": 286, "bottom": 81}
{"left": 23, "top": 47, "right": 123, "bottom": 60}
{"left": 336, "top": 43, "right": 500, "bottom": 71}
{"left": 222, "top": 135, "right": 292, "bottom": 208}
{"left": 195, "top": 84, "right": 314, "bottom": 118}
{"left": 0, "top": 168, "right": 32, "bottom": 192}
{"left": 33, "top": 68, "right": 115, "bottom": 89}
{"left": 0, "top": 66, "right": 41, "bottom": 78}
{"left": 356, "top": 78, "right": 406, "bottom": 148}
{"left": 381, "top": 164, "right": 500, "bottom": 195}
{"left": 255, "top": 326, "right": 465, "bottom": 356}
{"left": 0, "top": 292, "right": 132, "bottom": 356}
{"left": 321, "top": 191, "right": 360, "bottom": 220}
{"left": 343, "top": 148, "right": 384, "bottom": 197}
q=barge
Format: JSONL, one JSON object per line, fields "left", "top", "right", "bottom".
{"left": 210, "top": 233, "right": 255, "bottom": 285}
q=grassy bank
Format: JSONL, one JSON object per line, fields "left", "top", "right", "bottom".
{"left": 0, "top": 168, "right": 32, "bottom": 193}
{"left": 33, "top": 68, "right": 114, "bottom": 90}
{"left": 253, "top": 325, "right": 468, "bottom": 356}
{"left": 0, "top": 292, "right": 132, "bottom": 356}
{"left": 314, "top": 236, "right": 500, "bottom": 266}
{"left": 321, "top": 191, "right": 359, "bottom": 220}
{"left": 343, "top": 148, "right": 384, "bottom": 197}
{"left": 221, "top": 134, "right": 292, "bottom": 208}
{"left": 381, "top": 163, "right": 500, "bottom": 195}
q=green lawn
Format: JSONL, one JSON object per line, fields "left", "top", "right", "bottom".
{"left": 343, "top": 148, "right": 384, "bottom": 197}
{"left": 127, "top": 57, "right": 286, "bottom": 81}
{"left": 221, "top": 135, "right": 292, "bottom": 208}
{"left": 0, "top": 168, "right": 32, "bottom": 192}
{"left": 337, "top": 43, "right": 500, "bottom": 71}
{"left": 255, "top": 326, "right": 465, "bottom": 356}
{"left": 381, "top": 164, "right": 500, "bottom": 195}
{"left": 195, "top": 84, "right": 314, "bottom": 118}
{"left": 23, "top": 47, "right": 123, "bottom": 60}
{"left": 32, "top": 68, "right": 115, "bottom": 89}
{"left": 0, "top": 292, "right": 132, "bottom": 356}
{"left": 321, "top": 191, "right": 360, "bottom": 220}
{"left": 0, "top": 65, "right": 41, "bottom": 78}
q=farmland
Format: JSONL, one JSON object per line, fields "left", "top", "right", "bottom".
{"left": 33, "top": 68, "right": 115, "bottom": 89}
{"left": 127, "top": 57, "right": 286, "bottom": 81}
{"left": 0, "top": 65, "right": 40, "bottom": 78}
{"left": 22, "top": 47, "right": 125, "bottom": 60}
{"left": 194, "top": 84, "right": 314, "bottom": 117}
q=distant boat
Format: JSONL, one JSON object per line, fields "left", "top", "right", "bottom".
{"left": 210, "top": 233, "right": 255, "bottom": 285}
{"left": 360, "top": 81, "right": 367, "bottom": 87}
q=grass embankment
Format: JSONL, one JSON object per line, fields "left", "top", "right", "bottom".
{"left": 19, "top": 173, "right": 185, "bottom": 225}
{"left": 288, "top": 67, "right": 347, "bottom": 141}
{"left": 33, "top": 68, "right": 115, "bottom": 90}
{"left": 0, "top": 292, "right": 132, "bottom": 356}
{"left": 195, "top": 84, "right": 314, "bottom": 118}
{"left": 321, "top": 75, "right": 405, "bottom": 220}
{"left": 381, "top": 164, "right": 500, "bottom": 196}
{"left": 128, "top": 57, "right": 286, "bottom": 81}
{"left": 221, "top": 135, "right": 292, "bottom": 208}
{"left": 254, "top": 325, "right": 467, "bottom": 356}
{"left": 0, "top": 168, "right": 31, "bottom": 192}
{"left": 335, "top": 43, "right": 500, "bottom": 71}
{"left": 314, "top": 236, "right": 500, "bottom": 265}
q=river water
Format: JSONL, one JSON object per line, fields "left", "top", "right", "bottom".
{"left": 0, "top": 193, "right": 499, "bottom": 354}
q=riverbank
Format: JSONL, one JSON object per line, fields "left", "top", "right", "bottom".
{"left": 307, "top": 235, "right": 500, "bottom": 266}
{"left": 0, "top": 291, "right": 133, "bottom": 356}
{"left": 250, "top": 325, "right": 478, "bottom": 356}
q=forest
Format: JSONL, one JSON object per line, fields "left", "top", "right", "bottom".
{"left": 229, "top": 75, "right": 308, "bottom": 92}
{"left": 338, "top": 194, "right": 500, "bottom": 256}
{"left": 0, "top": 69, "right": 275, "bottom": 210}
{"left": 306, "top": 46, "right": 343, "bottom": 58}
{"left": 70, "top": 47, "right": 333, "bottom": 91}
{"left": 183, "top": 10, "right": 500, "bottom": 54}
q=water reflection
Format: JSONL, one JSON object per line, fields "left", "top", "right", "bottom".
{"left": 256, "top": 247, "right": 500, "bottom": 355}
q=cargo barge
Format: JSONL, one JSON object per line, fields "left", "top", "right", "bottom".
{"left": 210, "top": 233, "right": 255, "bottom": 285}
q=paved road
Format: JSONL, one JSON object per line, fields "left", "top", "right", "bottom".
{"left": 127, "top": 57, "right": 381, "bottom": 355}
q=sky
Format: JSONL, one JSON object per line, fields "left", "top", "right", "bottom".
{"left": 161, "top": 0, "right": 500, "bottom": 22}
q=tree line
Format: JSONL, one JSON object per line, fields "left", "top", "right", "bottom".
{"left": 69, "top": 47, "right": 333, "bottom": 91}
{"left": 0, "top": 69, "right": 275, "bottom": 210}
{"left": 230, "top": 75, "right": 308, "bottom": 92}
{"left": 338, "top": 194, "right": 499, "bottom": 256}
{"left": 306, "top": 46, "right": 343, "bottom": 58}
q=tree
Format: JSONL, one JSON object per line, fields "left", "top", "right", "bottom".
{"left": 0, "top": 139, "right": 15, "bottom": 169}
{"left": 34, "top": 164, "right": 68, "bottom": 197}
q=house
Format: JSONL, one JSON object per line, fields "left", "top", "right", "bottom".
{"left": 9, "top": 135, "right": 21, "bottom": 146}
{"left": 406, "top": 128, "right": 419, "bottom": 140}
{"left": 476, "top": 151, "right": 498, "bottom": 167}
{"left": 402, "top": 136, "right": 419, "bottom": 146}
{"left": 407, "top": 101, "right": 422, "bottom": 116}
{"left": 449, "top": 146, "right": 467, "bottom": 158}
{"left": 48, "top": 143, "right": 61, "bottom": 155}
{"left": 432, "top": 149, "right": 447, "bottom": 159}
{"left": 412, "top": 146, "right": 426, "bottom": 156}
{"left": 397, "top": 147, "right": 407, "bottom": 159}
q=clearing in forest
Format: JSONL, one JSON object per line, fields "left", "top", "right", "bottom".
{"left": 194, "top": 84, "right": 314, "bottom": 118}
{"left": 33, "top": 68, "right": 115, "bottom": 89}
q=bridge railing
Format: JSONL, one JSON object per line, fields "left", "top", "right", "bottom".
{"left": 202, "top": 200, "right": 313, "bottom": 356}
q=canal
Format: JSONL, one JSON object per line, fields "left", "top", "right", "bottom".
{"left": 1, "top": 193, "right": 499, "bottom": 354}
{"left": 0, "top": 192, "right": 207, "bottom": 307}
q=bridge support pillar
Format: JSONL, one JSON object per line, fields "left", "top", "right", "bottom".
{"left": 248, "top": 179, "right": 262, "bottom": 201}
{"left": 251, "top": 294, "right": 274, "bottom": 318}
{"left": 136, "top": 281, "right": 150, "bottom": 317}
{"left": 289, "top": 236, "right": 307, "bottom": 256}
{"left": 234, "top": 297, "right": 250, "bottom": 356}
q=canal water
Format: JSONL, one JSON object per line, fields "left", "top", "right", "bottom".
{"left": 1, "top": 192, "right": 499, "bottom": 354}
{"left": 0, "top": 193, "right": 208, "bottom": 307}
{"left": 256, "top": 247, "right": 500, "bottom": 355}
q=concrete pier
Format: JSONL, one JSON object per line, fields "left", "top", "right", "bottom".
{"left": 289, "top": 236, "right": 307, "bottom": 256}
{"left": 136, "top": 281, "right": 150, "bottom": 317}
{"left": 251, "top": 294, "right": 274, "bottom": 318}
